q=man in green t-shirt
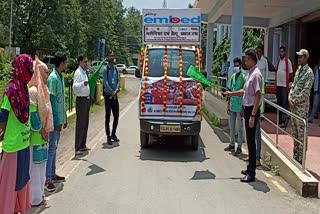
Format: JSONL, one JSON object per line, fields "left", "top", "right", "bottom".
{"left": 45, "top": 52, "right": 68, "bottom": 191}
{"left": 224, "top": 58, "right": 246, "bottom": 155}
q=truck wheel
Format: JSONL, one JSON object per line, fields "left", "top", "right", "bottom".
{"left": 140, "top": 131, "right": 149, "bottom": 148}
{"left": 191, "top": 135, "right": 199, "bottom": 150}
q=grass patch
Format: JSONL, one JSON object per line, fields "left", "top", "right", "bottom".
{"left": 118, "top": 89, "right": 128, "bottom": 96}
{"left": 90, "top": 103, "right": 104, "bottom": 113}
{"left": 264, "top": 160, "right": 280, "bottom": 176}
{"left": 202, "top": 106, "right": 220, "bottom": 126}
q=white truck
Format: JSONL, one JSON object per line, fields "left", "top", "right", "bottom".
{"left": 136, "top": 9, "right": 203, "bottom": 150}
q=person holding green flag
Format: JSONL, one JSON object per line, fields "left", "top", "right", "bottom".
{"left": 73, "top": 54, "right": 91, "bottom": 156}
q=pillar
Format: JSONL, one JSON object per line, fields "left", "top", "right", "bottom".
{"left": 288, "top": 21, "right": 297, "bottom": 61}
{"left": 229, "top": 0, "right": 244, "bottom": 79}
{"left": 266, "top": 28, "right": 274, "bottom": 61}
{"left": 206, "top": 23, "right": 214, "bottom": 81}
{"left": 217, "top": 25, "right": 222, "bottom": 44}
{"left": 272, "top": 29, "right": 281, "bottom": 65}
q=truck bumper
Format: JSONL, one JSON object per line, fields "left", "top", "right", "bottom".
{"left": 140, "top": 120, "right": 201, "bottom": 136}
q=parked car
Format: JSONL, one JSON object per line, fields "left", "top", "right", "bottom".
{"left": 116, "top": 64, "right": 127, "bottom": 74}
{"left": 42, "top": 55, "right": 55, "bottom": 70}
{"left": 90, "top": 61, "right": 108, "bottom": 69}
{"left": 127, "top": 66, "right": 138, "bottom": 74}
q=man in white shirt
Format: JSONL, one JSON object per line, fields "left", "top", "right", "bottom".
{"left": 256, "top": 47, "right": 269, "bottom": 80}
{"left": 275, "top": 46, "right": 293, "bottom": 128}
{"left": 73, "top": 54, "right": 91, "bottom": 156}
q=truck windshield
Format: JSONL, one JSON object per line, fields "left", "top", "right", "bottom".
{"left": 148, "top": 49, "right": 196, "bottom": 77}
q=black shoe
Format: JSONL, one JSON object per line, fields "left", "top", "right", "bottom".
{"left": 107, "top": 136, "right": 112, "bottom": 145}
{"left": 224, "top": 145, "right": 235, "bottom": 151}
{"left": 111, "top": 135, "right": 120, "bottom": 143}
{"left": 241, "top": 170, "right": 247, "bottom": 175}
{"left": 279, "top": 123, "right": 285, "bottom": 128}
{"left": 235, "top": 147, "right": 242, "bottom": 155}
{"left": 52, "top": 174, "right": 65, "bottom": 182}
{"left": 280, "top": 120, "right": 289, "bottom": 128}
{"left": 240, "top": 175, "right": 255, "bottom": 183}
{"left": 45, "top": 181, "right": 56, "bottom": 192}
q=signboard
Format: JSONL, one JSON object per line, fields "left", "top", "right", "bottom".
{"left": 142, "top": 9, "right": 201, "bottom": 45}
{"left": 5, "top": 46, "right": 20, "bottom": 55}
{"left": 141, "top": 77, "right": 201, "bottom": 117}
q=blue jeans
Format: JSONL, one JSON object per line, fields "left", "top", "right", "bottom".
{"left": 310, "top": 92, "right": 320, "bottom": 121}
{"left": 46, "top": 131, "right": 60, "bottom": 181}
{"left": 229, "top": 111, "right": 243, "bottom": 147}
{"left": 256, "top": 118, "right": 261, "bottom": 160}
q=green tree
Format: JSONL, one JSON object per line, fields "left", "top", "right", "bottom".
{"left": 0, "top": 1, "right": 10, "bottom": 47}
{"left": 125, "top": 7, "right": 142, "bottom": 55}
{"left": 211, "top": 28, "right": 263, "bottom": 75}
{"left": 0, "top": 0, "right": 139, "bottom": 66}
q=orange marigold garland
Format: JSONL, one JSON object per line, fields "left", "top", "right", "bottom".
{"left": 199, "top": 48, "right": 203, "bottom": 72}
{"left": 179, "top": 46, "right": 183, "bottom": 116}
{"left": 195, "top": 47, "right": 202, "bottom": 118}
{"left": 140, "top": 46, "right": 149, "bottom": 115}
{"left": 139, "top": 48, "right": 144, "bottom": 72}
{"left": 163, "top": 46, "right": 168, "bottom": 115}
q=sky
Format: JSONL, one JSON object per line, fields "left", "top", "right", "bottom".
{"left": 122, "top": 0, "right": 194, "bottom": 11}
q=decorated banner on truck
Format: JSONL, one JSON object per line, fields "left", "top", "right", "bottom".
{"left": 141, "top": 77, "right": 201, "bottom": 117}
{"left": 142, "top": 9, "right": 201, "bottom": 45}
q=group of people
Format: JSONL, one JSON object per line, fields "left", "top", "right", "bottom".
{"left": 224, "top": 47, "right": 314, "bottom": 183}
{"left": 0, "top": 50, "right": 121, "bottom": 214}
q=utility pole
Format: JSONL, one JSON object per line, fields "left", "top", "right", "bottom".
{"left": 162, "top": 0, "right": 167, "bottom": 9}
{"left": 9, "top": 0, "right": 13, "bottom": 61}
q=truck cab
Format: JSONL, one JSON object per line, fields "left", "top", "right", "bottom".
{"left": 136, "top": 45, "right": 202, "bottom": 150}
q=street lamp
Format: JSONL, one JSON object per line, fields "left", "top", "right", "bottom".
{"left": 9, "top": 0, "right": 13, "bottom": 61}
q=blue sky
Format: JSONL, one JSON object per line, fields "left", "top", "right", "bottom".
{"left": 122, "top": 0, "right": 194, "bottom": 11}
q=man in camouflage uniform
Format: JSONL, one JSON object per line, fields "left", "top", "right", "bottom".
{"left": 288, "top": 49, "right": 314, "bottom": 164}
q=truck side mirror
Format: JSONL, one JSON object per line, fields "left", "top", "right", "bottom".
{"left": 135, "top": 68, "right": 141, "bottom": 78}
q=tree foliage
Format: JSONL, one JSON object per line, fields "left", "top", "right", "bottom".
{"left": 212, "top": 28, "right": 264, "bottom": 75}
{"left": 0, "top": 0, "right": 142, "bottom": 66}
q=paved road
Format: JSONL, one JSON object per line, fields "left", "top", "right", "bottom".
{"left": 31, "top": 78, "right": 320, "bottom": 214}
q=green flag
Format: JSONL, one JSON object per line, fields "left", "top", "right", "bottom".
{"left": 187, "top": 65, "right": 212, "bottom": 89}
{"left": 89, "top": 60, "right": 105, "bottom": 99}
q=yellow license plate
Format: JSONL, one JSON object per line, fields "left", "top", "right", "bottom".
{"left": 160, "top": 125, "right": 181, "bottom": 133}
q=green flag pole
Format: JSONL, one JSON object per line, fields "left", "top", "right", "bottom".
{"left": 88, "top": 60, "right": 105, "bottom": 99}
{"left": 187, "top": 65, "right": 212, "bottom": 90}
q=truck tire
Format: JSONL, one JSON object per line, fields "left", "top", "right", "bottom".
{"left": 140, "top": 131, "right": 149, "bottom": 148}
{"left": 191, "top": 135, "right": 199, "bottom": 150}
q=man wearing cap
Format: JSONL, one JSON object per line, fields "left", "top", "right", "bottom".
{"left": 288, "top": 49, "right": 314, "bottom": 164}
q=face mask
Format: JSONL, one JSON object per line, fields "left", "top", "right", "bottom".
{"left": 233, "top": 67, "right": 240, "bottom": 74}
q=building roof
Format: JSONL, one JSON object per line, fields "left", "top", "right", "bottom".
{"left": 194, "top": 0, "right": 320, "bottom": 28}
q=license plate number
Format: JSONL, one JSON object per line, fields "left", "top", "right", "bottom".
{"left": 160, "top": 125, "right": 181, "bottom": 133}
